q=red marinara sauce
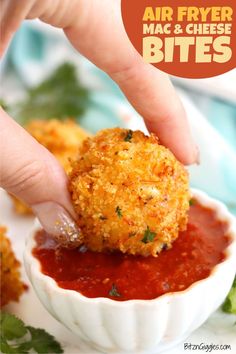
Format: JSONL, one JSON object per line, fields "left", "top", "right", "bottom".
{"left": 33, "top": 202, "right": 230, "bottom": 301}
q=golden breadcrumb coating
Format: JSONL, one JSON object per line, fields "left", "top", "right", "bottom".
{"left": 25, "top": 119, "right": 90, "bottom": 172}
{"left": 0, "top": 226, "right": 26, "bottom": 307}
{"left": 10, "top": 119, "right": 90, "bottom": 215}
{"left": 69, "top": 128, "right": 190, "bottom": 257}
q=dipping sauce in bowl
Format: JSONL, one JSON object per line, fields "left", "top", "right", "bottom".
{"left": 33, "top": 201, "right": 231, "bottom": 301}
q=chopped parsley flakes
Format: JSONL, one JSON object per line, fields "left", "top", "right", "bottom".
{"left": 99, "top": 216, "right": 107, "bottom": 221}
{"left": 141, "top": 226, "right": 156, "bottom": 243}
{"left": 109, "top": 283, "right": 121, "bottom": 297}
{"left": 115, "top": 206, "right": 123, "bottom": 219}
{"left": 189, "top": 199, "right": 195, "bottom": 206}
{"left": 124, "top": 130, "right": 133, "bottom": 142}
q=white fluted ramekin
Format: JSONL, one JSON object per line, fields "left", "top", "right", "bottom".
{"left": 24, "top": 189, "right": 236, "bottom": 354}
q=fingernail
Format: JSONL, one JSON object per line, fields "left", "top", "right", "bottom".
{"left": 32, "top": 202, "right": 82, "bottom": 248}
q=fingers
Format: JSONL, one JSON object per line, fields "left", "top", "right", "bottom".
{"left": 0, "top": 109, "right": 80, "bottom": 246}
{"left": 0, "top": 0, "right": 35, "bottom": 56}
{"left": 111, "top": 61, "right": 199, "bottom": 165}
{"left": 0, "top": 0, "right": 77, "bottom": 56}
{"left": 65, "top": 0, "right": 198, "bottom": 165}
{"left": 1, "top": 0, "right": 198, "bottom": 165}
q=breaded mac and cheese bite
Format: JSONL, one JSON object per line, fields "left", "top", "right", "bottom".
{"left": 25, "top": 119, "right": 89, "bottom": 172}
{"left": 0, "top": 226, "right": 26, "bottom": 307}
{"left": 11, "top": 119, "right": 90, "bottom": 214}
{"left": 69, "top": 128, "right": 190, "bottom": 257}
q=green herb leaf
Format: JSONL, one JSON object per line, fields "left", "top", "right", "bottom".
{"left": 115, "top": 206, "right": 123, "bottom": 219}
{"left": 109, "top": 283, "right": 121, "bottom": 297}
{"left": 13, "top": 63, "right": 90, "bottom": 124}
{"left": 141, "top": 226, "right": 156, "bottom": 244}
{"left": 124, "top": 130, "right": 133, "bottom": 142}
{"left": 26, "top": 326, "right": 63, "bottom": 353}
{"left": 0, "top": 337, "right": 26, "bottom": 354}
{"left": 0, "top": 312, "right": 27, "bottom": 340}
{"left": 222, "top": 276, "right": 236, "bottom": 314}
{"left": 189, "top": 199, "right": 195, "bottom": 206}
{"left": 0, "top": 312, "right": 63, "bottom": 354}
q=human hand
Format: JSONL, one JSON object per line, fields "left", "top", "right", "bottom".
{"left": 0, "top": 0, "right": 198, "bottom": 244}
{"left": 0, "top": 109, "right": 81, "bottom": 246}
{"left": 1, "top": 0, "right": 198, "bottom": 164}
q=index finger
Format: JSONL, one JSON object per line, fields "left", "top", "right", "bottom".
{"left": 65, "top": 0, "right": 198, "bottom": 165}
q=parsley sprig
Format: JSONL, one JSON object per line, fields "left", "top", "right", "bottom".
{"left": 0, "top": 312, "right": 63, "bottom": 354}
{"left": 222, "top": 276, "right": 236, "bottom": 314}
{"left": 141, "top": 226, "right": 156, "bottom": 243}
{"left": 4, "top": 63, "right": 90, "bottom": 125}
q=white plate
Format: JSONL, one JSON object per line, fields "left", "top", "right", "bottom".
{"left": 1, "top": 188, "right": 235, "bottom": 354}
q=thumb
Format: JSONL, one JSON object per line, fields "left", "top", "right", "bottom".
{"left": 0, "top": 109, "right": 81, "bottom": 246}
